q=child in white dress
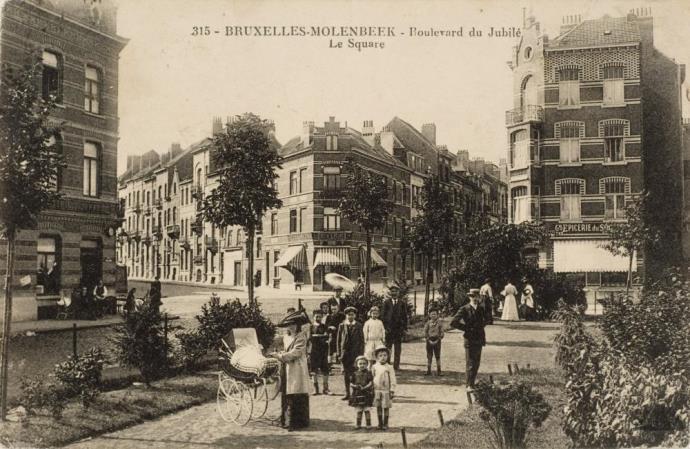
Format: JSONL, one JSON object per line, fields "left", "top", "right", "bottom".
{"left": 372, "top": 345, "right": 396, "bottom": 430}
{"left": 363, "top": 306, "right": 386, "bottom": 368}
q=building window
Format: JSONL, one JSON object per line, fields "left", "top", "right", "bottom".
{"left": 603, "top": 123, "right": 625, "bottom": 162}
{"left": 37, "top": 236, "right": 60, "bottom": 295}
{"left": 299, "top": 168, "right": 307, "bottom": 192}
{"left": 289, "top": 171, "right": 298, "bottom": 195}
{"left": 84, "top": 65, "right": 101, "bottom": 114}
{"left": 299, "top": 207, "right": 307, "bottom": 232}
{"left": 602, "top": 65, "right": 624, "bottom": 106}
{"left": 558, "top": 68, "right": 580, "bottom": 107}
{"left": 556, "top": 179, "right": 584, "bottom": 221}
{"left": 511, "top": 186, "right": 529, "bottom": 223}
{"left": 510, "top": 130, "right": 530, "bottom": 168}
{"left": 271, "top": 213, "right": 278, "bottom": 235}
{"left": 83, "top": 142, "right": 99, "bottom": 197}
{"left": 601, "top": 177, "right": 630, "bottom": 220}
{"left": 324, "top": 207, "right": 340, "bottom": 230}
{"left": 323, "top": 166, "right": 341, "bottom": 191}
{"left": 42, "top": 50, "right": 61, "bottom": 102}
{"left": 393, "top": 219, "right": 400, "bottom": 239}
{"left": 326, "top": 134, "right": 338, "bottom": 150}
{"left": 289, "top": 209, "right": 297, "bottom": 233}
{"left": 559, "top": 125, "right": 581, "bottom": 163}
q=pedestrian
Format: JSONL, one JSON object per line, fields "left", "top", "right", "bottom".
{"left": 349, "top": 355, "right": 374, "bottom": 430}
{"left": 309, "top": 309, "right": 331, "bottom": 395}
{"left": 272, "top": 310, "right": 312, "bottom": 431}
{"left": 149, "top": 275, "right": 162, "bottom": 312}
{"left": 363, "top": 305, "right": 386, "bottom": 368}
{"left": 325, "top": 300, "right": 344, "bottom": 364}
{"left": 371, "top": 345, "right": 396, "bottom": 430}
{"left": 521, "top": 278, "right": 537, "bottom": 321}
{"left": 337, "top": 306, "right": 364, "bottom": 401}
{"left": 47, "top": 261, "right": 60, "bottom": 294}
{"left": 81, "top": 284, "right": 97, "bottom": 320}
{"left": 450, "top": 289, "right": 487, "bottom": 390}
{"left": 424, "top": 306, "right": 444, "bottom": 376}
{"left": 381, "top": 282, "right": 407, "bottom": 370}
{"left": 70, "top": 284, "right": 84, "bottom": 319}
{"left": 328, "top": 285, "right": 345, "bottom": 310}
{"left": 479, "top": 278, "right": 494, "bottom": 324}
{"left": 124, "top": 287, "right": 137, "bottom": 316}
{"left": 500, "top": 279, "right": 520, "bottom": 321}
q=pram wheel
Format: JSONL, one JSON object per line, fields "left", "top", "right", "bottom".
{"left": 217, "top": 375, "right": 253, "bottom": 425}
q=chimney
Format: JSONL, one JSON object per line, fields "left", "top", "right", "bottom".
{"left": 421, "top": 123, "right": 436, "bottom": 145}
{"left": 126, "top": 155, "right": 133, "bottom": 170}
{"left": 471, "top": 157, "right": 486, "bottom": 175}
{"left": 362, "top": 120, "right": 375, "bottom": 146}
{"left": 560, "top": 14, "right": 582, "bottom": 34}
{"left": 457, "top": 150, "right": 470, "bottom": 164}
{"left": 170, "top": 142, "right": 182, "bottom": 158}
{"left": 379, "top": 130, "right": 395, "bottom": 155}
{"left": 302, "top": 121, "right": 314, "bottom": 146}
{"left": 630, "top": 8, "right": 654, "bottom": 45}
{"left": 212, "top": 116, "right": 223, "bottom": 135}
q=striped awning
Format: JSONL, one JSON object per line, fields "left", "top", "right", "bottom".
{"left": 359, "top": 247, "right": 388, "bottom": 268}
{"left": 314, "top": 247, "right": 350, "bottom": 267}
{"left": 553, "top": 239, "right": 636, "bottom": 273}
{"left": 274, "top": 245, "right": 307, "bottom": 271}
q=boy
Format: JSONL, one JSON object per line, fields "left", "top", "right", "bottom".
{"left": 337, "top": 306, "right": 364, "bottom": 401}
{"left": 309, "top": 310, "right": 331, "bottom": 395}
{"left": 424, "top": 307, "right": 444, "bottom": 376}
{"left": 371, "top": 345, "right": 396, "bottom": 430}
{"left": 349, "top": 355, "right": 374, "bottom": 429}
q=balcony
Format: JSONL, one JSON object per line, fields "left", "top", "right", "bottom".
{"left": 153, "top": 198, "right": 163, "bottom": 210}
{"left": 193, "top": 255, "right": 204, "bottom": 265}
{"left": 152, "top": 225, "right": 163, "bottom": 239}
{"left": 167, "top": 224, "right": 180, "bottom": 239}
{"left": 321, "top": 188, "right": 342, "bottom": 199}
{"left": 191, "top": 220, "right": 204, "bottom": 236}
{"left": 205, "top": 236, "right": 219, "bottom": 254}
{"left": 131, "top": 230, "right": 142, "bottom": 242}
{"left": 142, "top": 235, "right": 152, "bottom": 245}
{"left": 144, "top": 206, "right": 152, "bottom": 216}
{"left": 505, "top": 105, "right": 544, "bottom": 127}
{"left": 180, "top": 238, "right": 191, "bottom": 250}
{"left": 165, "top": 194, "right": 172, "bottom": 202}
{"left": 191, "top": 185, "right": 204, "bottom": 200}
{"left": 132, "top": 203, "right": 142, "bottom": 214}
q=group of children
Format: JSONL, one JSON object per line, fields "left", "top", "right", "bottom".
{"left": 306, "top": 302, "right": 397, "bottom": 430}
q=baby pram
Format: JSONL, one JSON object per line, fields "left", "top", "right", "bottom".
{"left": 216, "top": 328, "right": 281, "bottom": 425}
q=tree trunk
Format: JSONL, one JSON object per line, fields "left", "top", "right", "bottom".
{"left": 0, "top": 234, "right": 16, "bottom": 421}
{"left": 401, "top": 251, "right": 407, "bottom": 283}
{"left": 247, "top": 227, "right": 255, "bottom": 304}
{"left": 425, "top": 252, "right": 433, "bottom": 317}
{"left": 365, "top": 232, "right": 372, "bottom": 300}
{"left": 626, "top": 252, "right": 633, "bottom": 297}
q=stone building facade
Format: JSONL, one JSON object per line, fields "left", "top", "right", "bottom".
{"left": 0, "top": 0, "right": 127, "bottom": 321}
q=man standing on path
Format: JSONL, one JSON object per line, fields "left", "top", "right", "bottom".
{"left": 381, "top": 282, "right": 408, "bottom": 370}
{"left": 479, "top": 278, "right": 494, "bottom": 325}
{"left": 450, "top": 288, "right": 487, "bottom": 390}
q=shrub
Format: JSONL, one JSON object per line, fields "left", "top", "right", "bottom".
{"left": 341, "top": 280, "right": 413, "bottom": 322}
{"left": 19, "top": 378, "right": 70, "bottom": 420}
{"left": 532, "top": 272, "right": 587, "bottom": 317}
{"left": 196, "top": 296, "right": 276, "bottom": 350}
{"left": 52, "top": 347, "right": 105, "bottom": 408}
{"left": 175, "top": 328, "right": 208, "bottom": 371}
{"left": 472, "top": 380, "right": 551, "bottom": 448}
{"left": 111, "top": 301, "right": 170, "bottom": 385}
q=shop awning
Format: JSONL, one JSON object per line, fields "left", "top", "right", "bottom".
{"left": 274, "top": 245, "right": 307, "bottom": 271}
{"left": 314, "top": 247, "right": 350, "bottom": 267}
{"left": 359, "top": 247, "right": 388, "bottom": 268}
{"left": 553, "top": 240, "right": 636, "bottom": 273}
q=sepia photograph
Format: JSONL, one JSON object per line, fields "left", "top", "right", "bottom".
{"left": 0, "top": 0, "right": 689, "bottom": 448}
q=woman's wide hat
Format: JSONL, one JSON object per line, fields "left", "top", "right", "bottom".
{"left": 277, "top": 309, "right": 311, "bottom": 327}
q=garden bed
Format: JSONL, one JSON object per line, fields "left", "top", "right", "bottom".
{"left": 413, "top": 368, "right": 569, "bottom": 449}
{"left": 0, "top": 371, "right": 218, "bottom": 448}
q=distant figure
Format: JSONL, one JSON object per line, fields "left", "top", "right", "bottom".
{"left": 479, "top": 278, "right": 494, "bottom": 325}
{"left": 363, "top": 306, "right": 386, "bottom": 368}
{"left": 521, "top": 278, "right": 537, "bottom": 321}
{"left": 70, "top": 285, "right": 84, "bottom": 319}
{"left": 94, "top": 279, "right": 108, "bottom": 301}
{"left": 81, "top": 284, "right": 97, "bottom": 320}
{"left": 381, "top": 282, "right": 407, "bottom": 370}
{"left": 337, "top": 306, "right": 364, "bottom": 401}
{"left": 149, "top": 276, "right": 162, "bottom": 312}
{"left": 424, "top": 306, "right": 444, "bottom": 376}
{"left": 500, "top": 280, "right": 520, "bottom": 321}
{"left": 47, "top": 261, "right": 60, "bottom": 294}
{"left": 309, "top": 310, "right": 330, "bottom": 395}
{"left": 450, "top": 289, "right": 487, "bottom": 389}
{"left": 124, "top": 287, "right": 137, "bottom": 316}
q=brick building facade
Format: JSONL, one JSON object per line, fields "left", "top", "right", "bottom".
{"left": 1, "top": 0, "right": 127, "bottom": 321}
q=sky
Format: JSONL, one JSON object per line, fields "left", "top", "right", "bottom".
{"left": 115, "top": 0, "right": 690, "bottom": 175}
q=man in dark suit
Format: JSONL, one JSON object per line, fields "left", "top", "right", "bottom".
{"left": 381, "top": 282, "right": 408, "bottom": 370}
{"left": 336, "top": 306, "right": 364, "bottom": 400}
{"left": 450, "top": 288, "right": 487, "bottom": 390}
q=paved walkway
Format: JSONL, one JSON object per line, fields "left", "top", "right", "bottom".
{"left": 66, "top": 321, "right": 559, "bottom": 449}
{"left": 1, "top": 316, "right": 123, "bottom": 337}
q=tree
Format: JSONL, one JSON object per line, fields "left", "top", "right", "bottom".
{"left": 601, "top": 193, "right": 660, "bottom": 295}
{"left": 0, "top": 53, "right": 63, "bottom": 420}
{"left": 201, "top": 113, "right": 282, "bottom": 304}
{"left": 338, "top": 159, "right": 393, "bottom": 299}
{"left": 408, "top": 176, "right": 456, "bottom": 314}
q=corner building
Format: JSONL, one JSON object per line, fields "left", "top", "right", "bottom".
{"left": 507, "top": 12, "right": 684, "bottom": 305}
{"left": 1, "top": 0, "right": 127, "bottom": 321}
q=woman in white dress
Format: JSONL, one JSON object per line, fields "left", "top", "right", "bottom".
{"left": 500, "top": 280, "right": 520, "bottom": 321}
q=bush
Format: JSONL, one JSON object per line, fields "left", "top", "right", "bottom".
{"left": 20, "top": 378, "right": 47, "bottom": 417}
{"left": 196, "top": 296, "right": 276, "bottom": 350}
{"left": 341, "top": 279, "right": 413, "bottom": 322}
{"left": 52, "top": 347, "right": 105, "bottom": 408}
{"left": 111, "top": 301, "right": 170, "bottom": 385}
{"left": 175, "top": 328, "right": 208, "bottom": 371}
{"left": 532, "top": 272, "right": 586, "bottom": 317}
{"left": 472, "top": 380, "right": 551, "bottom": 448}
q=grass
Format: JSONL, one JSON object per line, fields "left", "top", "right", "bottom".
{"left": 413, "top": 368, "right": 569, "bottom": 449}
{"left": 0, "top": 371, "right": 218, "bottom": 448}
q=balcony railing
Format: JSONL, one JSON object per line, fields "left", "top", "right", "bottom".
{"left": 191, "top": 221, "right": 204, "bottom": 235}
{"left": 132, "top": 203, "right": 142, "bottom": 214}
{"left": 180, "top": 238, "right": 191, "bottom": 250}
{"left": 152, "top": 225, "right": 163, "bottom": 239}
{"left": 505, "top": 105, "right": 544, "bottom": 126}
{"left": 191, "top": 185, "right": 204, "bottom": 200}
{"left": 131, "top": 230, "right": 142, "bottom": 242}
{"left": 205, "top": 236, "right": 219, "bottom": 253}
{"left": 153, "top": 198, "right": 163, "bottom": 210}
{"left": 142, "top": 235, "right": 152, "bottom": 245}
{"left": 143, "top": 206, "right": 152, "bottom": 216}
{"left": 193, "top": 255, "right": 204, "bottom": 265}
{"left": 167, "top": 224, "right": 180, "bottom": 239}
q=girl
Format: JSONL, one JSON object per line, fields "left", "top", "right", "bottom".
{"left": 372, "top": 345, "right": 396, "bottom": 430}
{"left": 363, "top": 306, "right": 386, "bottom": 368}
{"left": 349, "top": 355, "right": 374, "bottom": 429}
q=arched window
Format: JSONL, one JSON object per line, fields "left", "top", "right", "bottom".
{"left": 556, "top": 179, "right": 585, "bottom": 221}
{"left": 520, "top": 75, "right": 538, "bottom": 109}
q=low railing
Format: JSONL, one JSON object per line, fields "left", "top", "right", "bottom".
{"left": 505, "top": 105, "right": 544, "bottom": 126}
{"left": 167, "top": 224, "right": 180, "bottom": 239}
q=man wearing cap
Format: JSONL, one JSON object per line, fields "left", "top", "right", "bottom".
{"left": 381, "top": 282, "right": 408, "bottom": 370}
{"left": 337, "top": 306, "right": 364, "bottom": 400}
{"left": 450, "top": 288, "right": 487, "bottom": 390}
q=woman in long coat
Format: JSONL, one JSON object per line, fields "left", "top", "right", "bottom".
{"left": 272, "top": 310, "right": 311, "bottom": 430}
{"left": 500, "top": 280, "right": 520, "bottom": 321}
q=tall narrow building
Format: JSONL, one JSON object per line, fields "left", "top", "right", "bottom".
{"left": 506, "top": 11, "right": 684, "bottom": 305}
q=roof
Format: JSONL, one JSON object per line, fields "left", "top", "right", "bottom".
{"left": 385, "top": 116, "right": 440, "bottom": 160}
{"left": 548, "top": 16, "right": 641, "bottom": 50}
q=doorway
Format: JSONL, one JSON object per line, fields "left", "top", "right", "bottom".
{"left": 234, "top": 261, "right": 242, "bottom": 287}
{"left": 80, "top": 239, "right": 102, "bottom": 290}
